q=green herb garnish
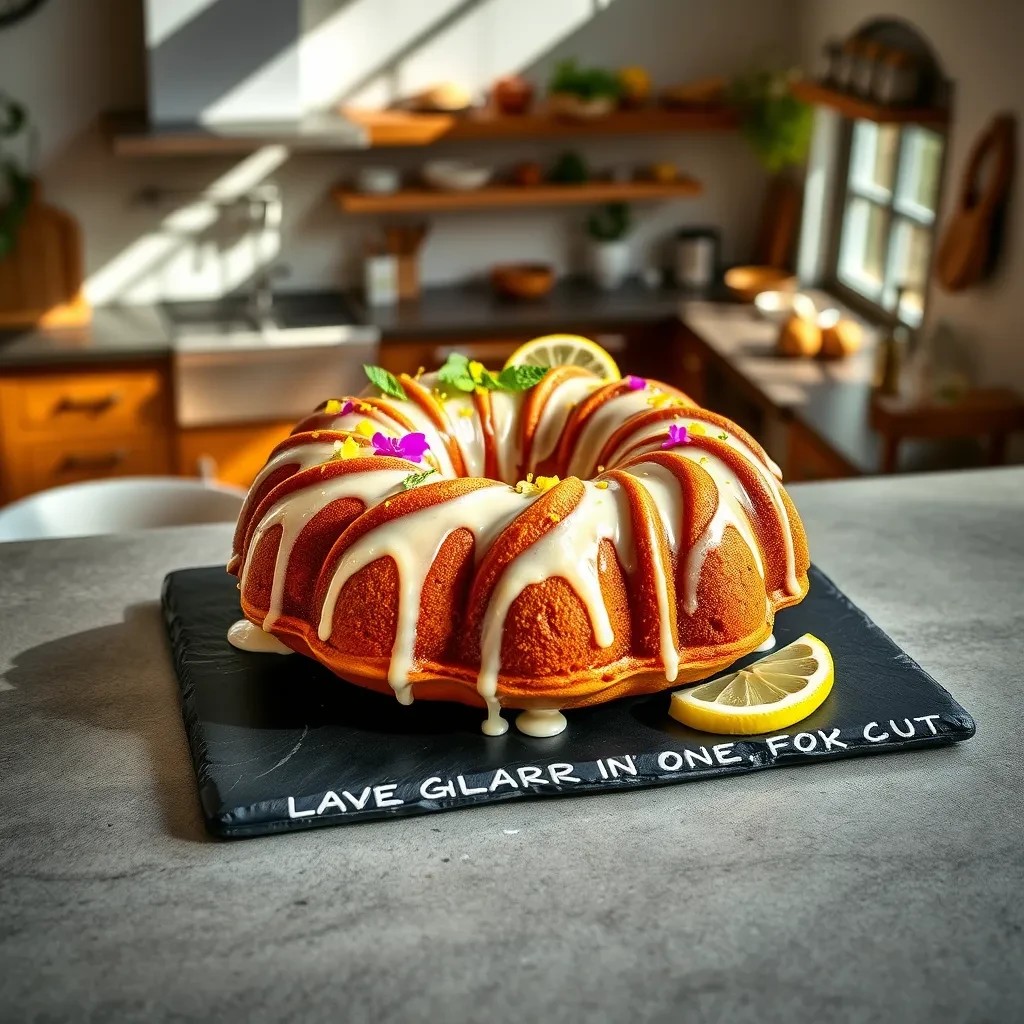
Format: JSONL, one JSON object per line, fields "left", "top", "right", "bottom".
{"left": 717, "top": 432, "right": 729, "bottom": 441}
{"left": 363, "top": 364, "right": 407, "bottom": 401}
{"left": 436, "top": 353, "right": 549, "bottom": 394}
{"left": 402, "top": 468, "right": 437, "bottom": 489}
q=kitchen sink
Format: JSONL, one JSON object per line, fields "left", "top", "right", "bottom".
{"left": 165, "top": 294, "right": 380, "bottom": 427}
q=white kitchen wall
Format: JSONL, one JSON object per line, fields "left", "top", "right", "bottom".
{"left": 0, "top": 0, "right": 799, "bottom": 304}
{"left": 798, "top": 0, "right": 1024, "bottom": 395}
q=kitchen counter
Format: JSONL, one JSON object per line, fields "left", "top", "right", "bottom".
{"left": 354, "top": 278, "right": 724, "bottom": 339}
{"left": 1, "top": 469, "right": 1021, "bottom": 1023}
{"left": 0, "top": 305, "right": 171, "bottom": 368}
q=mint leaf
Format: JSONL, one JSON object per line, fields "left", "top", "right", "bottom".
{"left": 498, "top": 365, "right": 549, "bottom": 391}
{"left": 402, "top": 468, "right": 437, "bottom": 489}
{"left": 478, "top": 369, "right": 504, "bottom": 391}
{"left": 363, "top": 364, "right": 407, "bottom": 401}
{"left": 437, "top": 352, "right": 476, "bottom": 392}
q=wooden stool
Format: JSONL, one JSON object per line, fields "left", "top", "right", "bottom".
{"left": 869, "top": 388, "right": 1024, "bottom": 473}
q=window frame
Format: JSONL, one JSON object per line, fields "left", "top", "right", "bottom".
{"left": 823, "top": 117, "right": 947, "bottom": 327}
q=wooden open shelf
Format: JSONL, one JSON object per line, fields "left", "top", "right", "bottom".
{"left": 333, "top": 178, "right": 703, "bottom": 214}
{"left": 104, "top": 104, "right": 737, "bottom": 156}
{"left": 340, "top": 103, "right": 738, "bottom": 146}
{"left": 791, "top": 80, "right": 949, "bottom": 127}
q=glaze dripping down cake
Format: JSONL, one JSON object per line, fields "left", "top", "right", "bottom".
{"left": 228, "top": 342, "right": 810, "bottom": 737}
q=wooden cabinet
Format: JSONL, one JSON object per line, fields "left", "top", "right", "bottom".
{"left": 176, "top": 421, "right": 295, "bottom": 489}
{"left": 0, "top": 363, "right": 173, "bottom": 503}
{"left": 785, "top": 421, "right": 857, "bottom": 483}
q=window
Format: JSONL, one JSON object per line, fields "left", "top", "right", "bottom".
{"left": 832, "top": 120, "right": 944, "bottom": 325}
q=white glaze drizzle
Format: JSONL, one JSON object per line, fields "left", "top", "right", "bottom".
{"left": 317, "top": 484, "right": 538, "bottom": 715}
{"left": 531, "top": 375, "right": 602, "bottom": 467}
{"left": 566, "top": 387, "right": 662, "bottom": 478}
{"left": 516, "top": 709, "right": 568, "bottom": 737}
{"left": 241, "top": 467, "right": 410, "bottom": 630}
{"left": 228, "top": 618, "right": 293, "bottom": 654}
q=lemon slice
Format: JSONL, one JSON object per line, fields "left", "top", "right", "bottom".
{"left": 669, "top": 633, "right": 834, "bottom": 735}
{"left": 504, "top": 334, "right": 621, "bottom": 381}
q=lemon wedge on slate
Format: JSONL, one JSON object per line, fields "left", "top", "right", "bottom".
{"left": 670, "top": 633, "right": 834, "bottom": 735}
{"left": 504, "top": 334, "right": 621, "bottom": 382}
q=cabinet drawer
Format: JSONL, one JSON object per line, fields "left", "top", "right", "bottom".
{"left": 9, "top": 368, "right": 170, "bottom": 436}
{"left": 7, "top": 434, "right": 173, "bottom": 502}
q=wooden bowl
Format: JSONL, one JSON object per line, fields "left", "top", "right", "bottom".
{"left": 491, "top": 263, "right": 555, "bottom": 301}
{"left": 724, "top": 265, "right": 797, "bottom": 303}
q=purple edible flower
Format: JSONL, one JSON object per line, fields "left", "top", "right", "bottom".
{"left": 625, "top": 374, "right": 647, "bottom": 391}
{"left": 371, "top": 431, "right": 430, "bottom": 463}
{"left": 661, "top": 423, "right": 690, "bottom": 449}
{"left": 341, "top": 399, "right": 354, "bottom": 415}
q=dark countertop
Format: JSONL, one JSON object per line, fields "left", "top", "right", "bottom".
{"left": 352, "top": 278, "right": 724, "bottom": 339}
{"left": 1, "top": 469, "right": 1021, "bottom": 1022}
{"left": 0, "top": 306, "right": 171, "bottom": 369}
{"left": 0, "top": 281, "right": 711, "bottom": 369}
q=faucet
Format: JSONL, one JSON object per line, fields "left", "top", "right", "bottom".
{"left": 244, "top": 184, "right": 283, "bottom": 329}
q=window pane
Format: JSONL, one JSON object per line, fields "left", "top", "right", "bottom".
{"left": 887, "top": 217, "right": 932, "bottom": 325}
{"left": 849, "top": 120, "right": 900, "bottom": 199}
{"left": 838, "top": 197, "right": 888, "bottom": 299}
{"left": 895, "top": 126, "right": 943, "bottom": 220}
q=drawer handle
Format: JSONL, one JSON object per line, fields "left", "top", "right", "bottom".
{"left": 58, "top": 450, "right": 127, "bottom": 473}
{"left": 55, "top": 392, "right": 122, "bottom": 415}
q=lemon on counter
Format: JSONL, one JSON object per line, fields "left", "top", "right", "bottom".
{"left": 504, "top": 334, "right": 621, "bottom": 382}
{"left": 669, "top": 633, "right": 834, "bottom": 735}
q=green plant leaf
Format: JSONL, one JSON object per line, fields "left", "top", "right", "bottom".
{"left": 497, "top": 365, "right": 549, "bottom": 391}
{"left": 363, "top": 364, "right": 407, "bottom": 400}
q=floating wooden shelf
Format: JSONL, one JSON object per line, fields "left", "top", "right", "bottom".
{"left": 333, "top": 178, "right": 703, "bottom": 214}
{"left": 791, "top": 80, "right": 949, "bottom": 127}
{"left": 340, "top": 103, "right": 738, "bottom": 147}
{"left": 104, "top": 104, "right": 738, "bottom": 156}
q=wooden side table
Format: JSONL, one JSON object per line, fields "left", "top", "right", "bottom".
{"left": 869, "top": 388, "right": 1024, "bottom": 473}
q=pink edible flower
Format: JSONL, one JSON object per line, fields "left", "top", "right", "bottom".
{"left": 371, "top": 431, "right": 429, "bottom": 463}
{"left": 625, "top": 374, "right": 647, "bottom": 391}
{"left": 661, "top": 423, "right": 690, "bottom": 449}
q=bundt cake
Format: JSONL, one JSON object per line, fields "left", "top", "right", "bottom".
{"left": 227, "top": 343, "right": 810, "bottom": 737}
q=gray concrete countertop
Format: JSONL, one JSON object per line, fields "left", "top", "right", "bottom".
{"left": 1, "top": 469, "right": 1022, "bottom": 1022}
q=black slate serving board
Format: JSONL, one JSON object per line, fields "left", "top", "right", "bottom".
{"left": 162, "top": 565, "right": 975, "bottom": 839}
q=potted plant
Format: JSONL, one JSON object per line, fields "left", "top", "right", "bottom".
{"left": 587, "top": 202, "right": 632, "bottom": 290}
{"left": 727, "top": 66, "right": 812, "bottom": 174}
{"left": 548, "top": 59, "right": 622, "bottom": 120}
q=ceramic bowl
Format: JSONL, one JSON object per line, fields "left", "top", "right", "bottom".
{"left": 724, "top": 265, "right": 797, "bottom": 303}
{"left": 490, "top": 263, "right": 555, "bottom": 301}
{"left": 422, "top": 160, "right": 493, "bottom": 191}
{"left": 754, "top": 289, "right": 817, "bottom": 325}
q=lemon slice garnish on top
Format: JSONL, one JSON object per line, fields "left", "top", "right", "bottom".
{"left": 669, "top": 633, "right": 834, "bottom": 735}
{"left": 504, "top": 334, "right": 621, "bottom": 382}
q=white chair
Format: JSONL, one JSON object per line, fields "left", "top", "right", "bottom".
{"left": 0, "top": 476, "right": 245, "bottom": 543}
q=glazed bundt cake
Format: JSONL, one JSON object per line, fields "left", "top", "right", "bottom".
{"left": 228, "top": 343, "right": 810, "bottom": 737}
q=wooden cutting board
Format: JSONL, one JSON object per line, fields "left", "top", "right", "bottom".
{"left": 0, "top": 180, "right": 90, "bottom": 328}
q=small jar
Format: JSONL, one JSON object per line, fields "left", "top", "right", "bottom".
{"left": 363, "top": 253, "right": 398, "bottom": 306}
{"left": 819, "top": 40, "right": 844, "bottom": 87}
{"left": 874, "top": 49, "right": 920, "bottom": 106}
{"left": 834, "top": 37, "right": 862, "bottom": 92}
{"left": 852, "top": 41, "right": 883, "bottom": 98}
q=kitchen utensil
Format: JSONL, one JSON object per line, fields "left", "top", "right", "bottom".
{"left": 383, "top": 222, "right": 429, "bottom": 300}
{"left": 674, "top": 227, "right": 719, "bottom": 289}
{"left": 490, "top": 263, "right": 554, "bottom": 301}
{"left": 422, "top": 160, "right": 492, "bottom": 191}
{"left": 935, "top": 113, "right": 1015, "bottom": 292}
{"left": 0, "top": 179, "right": 89, "bottom": 328}
{"left": 724, "top": 265, "right": 796, "bottom": 302}
{"left": 754, "top": 289, "right": 817, "bottom": 325}
{"left": 355, "top": 166, "right": 400, "bottom": 195}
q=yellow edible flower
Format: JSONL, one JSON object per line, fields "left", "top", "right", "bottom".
{"left": 595, "top": 481, "right": 609, "bottom": 490}
{"left": 689, "top": 422, "right": 707, "bottom": 436}
{"left": 332, "top": 437, "right": 362, "bottom": 461}
{"left": 458, "top": 406, "right": 475, "bottom": 418}
{"left": 324, "top": 399, "right": 343, "bottom": 415}
{"left": 647, "top": 392, "right": 672, "bottom": 409}
{"left": 468, "top": 360, "right": 486, "bottom": 383}
{"left": 355, "top": 419, "right": 376, "bottom": 438}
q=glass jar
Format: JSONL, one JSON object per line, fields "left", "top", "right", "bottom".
{"left": 852, "top": 41, "right": 883, "bottom": 98}
{"left": 874, "top": 49, "right": 920, "bottom": 107}
{"left": 834, "top": 37, "right": 862, "bottom": 92}
{"left": 819, "top": 40, "right": 844, "bottom": 87}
